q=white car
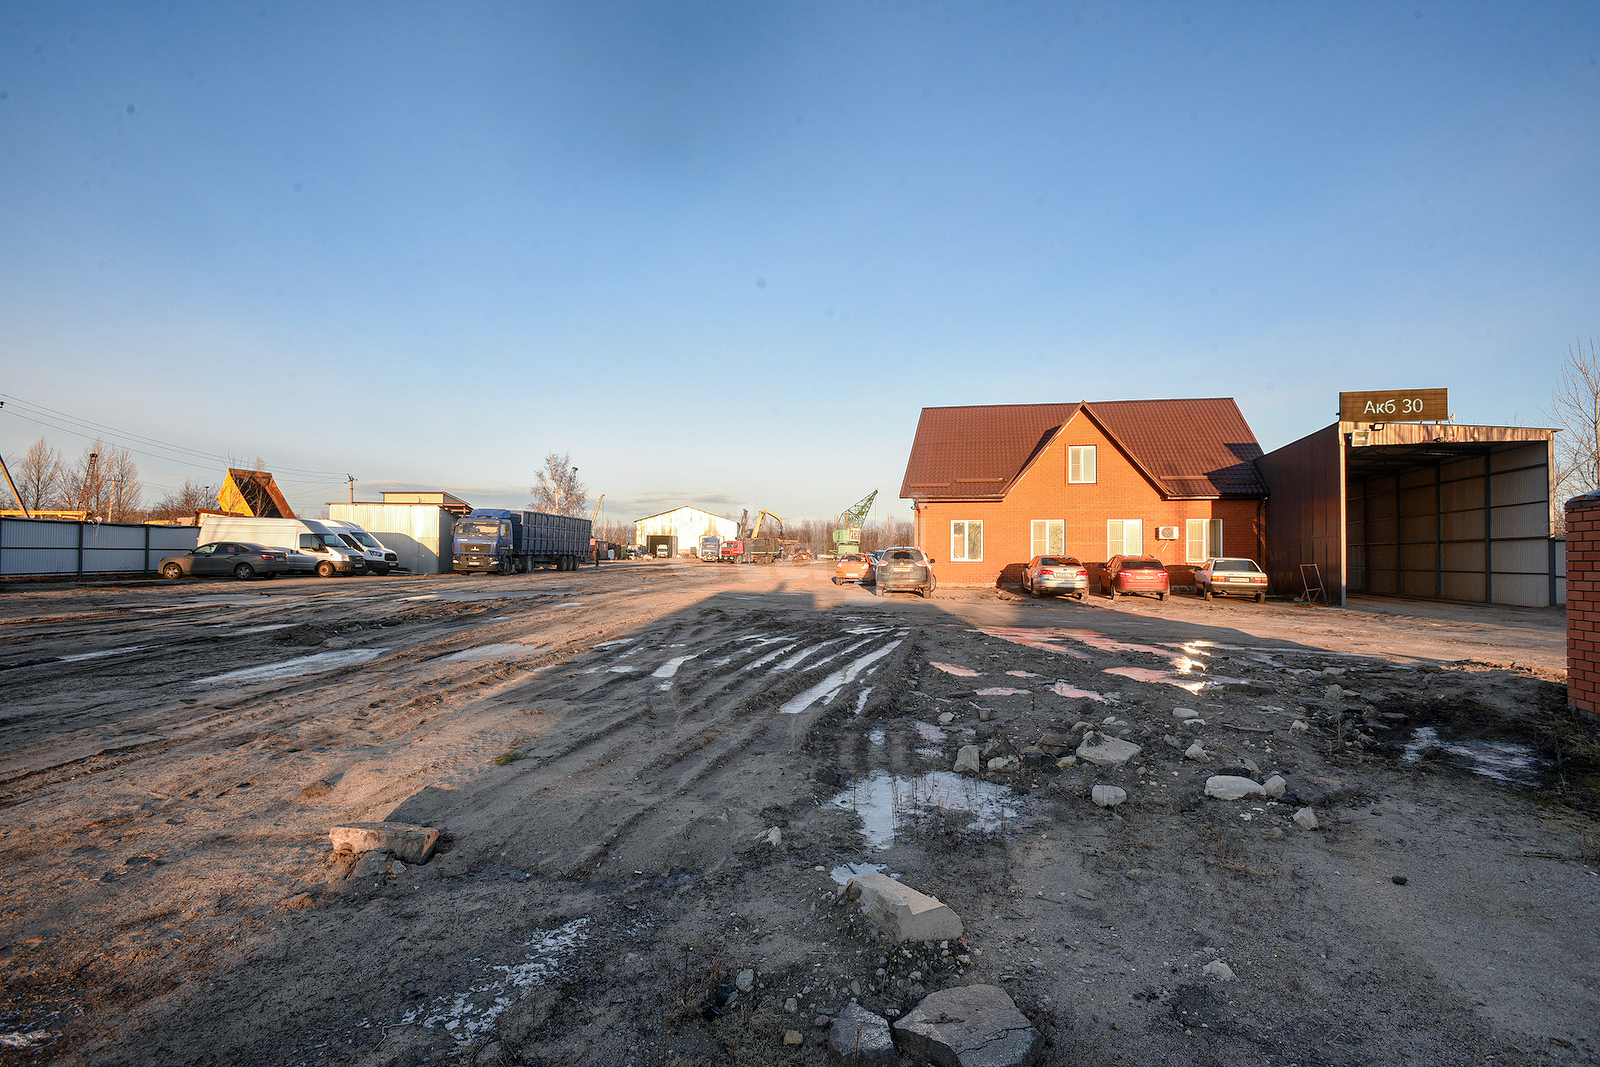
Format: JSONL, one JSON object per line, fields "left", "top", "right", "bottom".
{"left": 1194, "top": 557, "right": 1268, "bottom": 602}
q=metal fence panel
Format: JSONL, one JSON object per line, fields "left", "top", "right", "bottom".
{"left": 0, "top": 517, "right": 198, "bottom": 577}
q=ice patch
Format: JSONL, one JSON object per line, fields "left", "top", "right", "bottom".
{"left": 744, "top": 643, "right": 798, "bottom": 671}
{"left": 774, "top": 641, "right": 835, "bottom": 672}
{"left": 402, "top": 918, "right": 588, "bottom": 1045}
{"left": 593, "top": 638, "right": 635, "bottom": 649}
{"left": 853, "top": 688, "right": 873, "bottom": 716}
{"left": 976, "top": 687, "right": 1029, "bottom": 696}
{"left": 442, "top": 643, "right": 544, "bottom": 663}
{"left": 57, "top": 645, "right": 150, "bottom": 663}
{"left": 1050, "top": 681, "right": 1107, "bottom": 701}
{"left": 652, "top": 655, "right": 697, "bottom": 690}
{"left": 929, "top": 661, "right": 979, "bottom": 677}
{"left": 0, "top": 1030, "right": 51, "bottom": 1049}
{"left": 781, "top": 639, "right": 904, "bottom": 715}
{"left": 869, "top": 728, "right": 886, "bottom": 746}
{"left": 1401, "top": 726, "right": 1544, "bottom": 785}
{"left": 197, "top": 649, "right": 385, "bottom": 685}
{"left": 232, "top": 623, "right": 296, "bottom": 635}
{"left": 831, "top": 861, "right": 886, "bottom": 885}
{"left": 1005, "top": 670, "right": 1040, "bottom": 678}
{"left": 913, "top": 721, "right": 947, "bottom": 742}
{"left": 828, "top": 770, "right": 1024, "bottom": 850}
{"left": 607, "top": 665, "right": 638, "bottom": 673}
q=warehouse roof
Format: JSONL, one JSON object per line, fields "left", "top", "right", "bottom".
{"left": 900, "top": 398, "right": 1268, "bottom": 501}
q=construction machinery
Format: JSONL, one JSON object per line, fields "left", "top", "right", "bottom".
{"left": 216, "top": 468, "right": 295, "bottom": 518}
{"left": 739, "top": 509, "right": 788, "bottom": 564}
{"left": 832, "top": 490, "right": 877, "bottom": 557}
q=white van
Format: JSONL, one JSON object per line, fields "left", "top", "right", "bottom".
{"left": 198, "top": 516, "right": 365, "bottom": 577}
{"left": 320, "top": 519, "right": 400, "bottom": 575}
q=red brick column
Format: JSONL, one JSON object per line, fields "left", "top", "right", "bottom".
{"left": 1566, "top": 492, "right": 1600, "bottom": 716}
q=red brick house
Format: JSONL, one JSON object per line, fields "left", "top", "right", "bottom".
{"left": 900, "top": 399, "right": 1268, "bottom": 588}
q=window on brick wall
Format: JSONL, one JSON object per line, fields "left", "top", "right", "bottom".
{"left": 1186, "top": 518, "right": 1222, "bottom": 563}
{"left": 1030, "top": 519, "right": 1065, "bottom": 556}
{"left": 951, "top": 520, "right": 983, "bottom": 562}
{"left": 1068, "top": 446, "right": 1096, "bottom": 484}
{"left": 1107, "top": 519, "right": 1143, "bottom": 557}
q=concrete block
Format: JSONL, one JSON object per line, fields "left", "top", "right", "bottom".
{"left": 847, "top": 873, "right": 964, "bottom": 943}
{"left": 893, "top": 984, "right": 1041, "bottom": 1067}
{"left": 329, "top": 821, "right": 439, "bottom": 864}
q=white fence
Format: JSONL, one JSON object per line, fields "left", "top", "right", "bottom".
{"left": 0, "top": 517, "right": 199, "bottom": 578}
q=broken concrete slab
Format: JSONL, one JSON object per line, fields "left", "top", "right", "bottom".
{"left": 1293, "top": 806, "right": 1320, "bottom": 830}
{"left": 329, "top": 821, "right": 439, "bottom": 864}
{"left": 1091, "top": 784, "right": 1127, "bottom": 808}
{"left": 1076, "top": 732, "right": 1141, "bottom": 767}
{"left": 892, "top": 984, "right": 1040, "bottom": 1067}
{"left": 847, "top": 873, "right": 964, "bottom": 943}
{"left": 827, "top": 1002, "right": 896, "bottom": 1065}
{"left": 954, "top": 745, "right": 982, "bottom": 775}
{"left": 1204, "top": 775, "right": 1266, "bottom": 801}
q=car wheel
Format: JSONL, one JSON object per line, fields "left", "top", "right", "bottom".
{"left": 1158, "top": 591, "right": 1167, "bottom": 601}
{"left": 1255, "top": 592, "right": 1266, "bottom": 603}
{"left": 233, "top": 563, "right": 255, "bottom": 580}
{"left": 1075, "top": 591, "right": 1085, "bottom": 601}
{"left": 316, "top": 561, "right": 336, "bottom": 578}
{"left": 1203, "top": 586, "right": 1212, "bottom": 601}
{"left": 161, "top": 562, "right": 184, "bottom": 580}
{"left": 1109, "top": 588, "right": 1118, "bottom": 601}
{"left": 832, "top": 576, "right": 841, "bottom": 585}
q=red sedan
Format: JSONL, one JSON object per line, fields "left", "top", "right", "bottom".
{"left": 1102, "top": 555, "right": 1170, "bottom": 602}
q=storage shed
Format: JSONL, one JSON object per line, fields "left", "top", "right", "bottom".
{"left": 634, "top": 507, "right": 737, "bottom": 554}
{"left": 1259, "top": 421, "right": 1559, "bottom": 607}
{"left": 328, "top": 498, "right": 464, "bottom": 575}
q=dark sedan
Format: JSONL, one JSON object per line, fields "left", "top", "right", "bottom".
{"left": 874, "top": 546, "right": 937, "bottom": 598}
{"left": 158, "top": 542, "right": 288, "bottom": 581}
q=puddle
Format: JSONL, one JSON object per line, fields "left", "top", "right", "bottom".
{"left": 830, "top": 861, "right": 886, "bottom": 885}
{"left": 196, "top": 649, "right": 385, "bottom": 685}
{"left": 1401, "top": 726, "right": 1544, "bottom": 786}
{"left": 652, "top": 655, "right": 697, "bottom": 689}
{"left": 442, "top": 643, "right": 545, "bottom": 663}
{"left": 744, "top": 643, "right": 798, "bottom": 671}
{"left": 775, "top": 642, "right": 837, "bottom": 672}
{"left": 1050, "top": 681, "right": 1106, "bottom": 701}
{"left": 975, "top": 627, "right": 1090, "bottom": 659}
{"left": 853, "top": 688, "right": 873, "bottom": 716}
{"left": 828, "top": 770, "right": 1025, "bottom": 850}
{"left": 402, "top": 917, "right": 588, "bottom": 1045}
{"left": 1103, "top": 666, "right": 1206, "bottom": 693}
{"left": 593, "top": 638, "right": 636, "bottom": 649}
{"left": 1005, "top": 670, "right": 1040, "bottom": 678}
{"left": 929, "top": 661, "right": 979, "bottom": 677}
{"left": 976, "top": 687, "right": 1028, "bottom": 696}
{"left": 781, "top": 638, "right": 904, "bottom": 715}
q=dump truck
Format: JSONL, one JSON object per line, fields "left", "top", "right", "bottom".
{"left": 451, "top": 508, "right": 591, "bottom": 573}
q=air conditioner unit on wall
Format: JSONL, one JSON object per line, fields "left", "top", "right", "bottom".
{"left": 1157, "top": 526, "right": 1180, "bottom": 540}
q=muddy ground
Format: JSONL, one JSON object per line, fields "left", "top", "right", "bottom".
{"left": 0, "top": 561, "right": 1596, "bottom": 1067}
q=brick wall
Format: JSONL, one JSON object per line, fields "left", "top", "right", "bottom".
{"left": 915, "top": 415, "right": 1264, "bottom": 587}
{"left": 1565, "top": 492, "right": 1600, "bottom": 716}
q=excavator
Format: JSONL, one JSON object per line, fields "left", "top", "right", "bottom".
{"left": 832, "top": 490, "right": 877, "bottom": 556}
{"left": 744, "top": 509, "right": 787, "bottom": 564}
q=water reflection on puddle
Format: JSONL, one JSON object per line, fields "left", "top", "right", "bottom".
{"left": 1401, "top": 726, "right": 1544, "bottom": 786}
{"left": 828, "top": 771, "right": 1025, "bottom": 850}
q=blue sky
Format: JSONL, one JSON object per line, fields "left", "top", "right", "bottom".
{"left": 2, "top": 2, "right": 1596, "bottom": 527}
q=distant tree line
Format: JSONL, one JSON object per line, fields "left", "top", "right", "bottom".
{"left": 0, "top": 435, "right": 217, "bottom": 523}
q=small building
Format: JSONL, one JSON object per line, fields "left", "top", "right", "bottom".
{"left": 328, "top": 491, "right": 473, "bottom": 575}
{"left": 900, "top": 399, "right": 1268, "bottom": 587}
{"left": 634, "top": 507, "right": 738, "bottom": 555}
{"left": 1259, "top": 419, "right": 1559, "bottom": 606}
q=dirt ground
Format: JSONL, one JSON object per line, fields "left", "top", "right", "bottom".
{"left": 1, "top": 560, "right": 1596, "bottom": 1067}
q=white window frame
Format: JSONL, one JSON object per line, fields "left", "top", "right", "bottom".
{"left": 1030, "top": 519, "right": 1065, "bottom": 557}
{"left": 1068, "top": 445, "right": 1097, "bottom": 484}
{"left": 1186, "top": 518, "right": 1222, "bottom": 563}
{"left": 951, "top": 519, "right": 983, "bottom": 562}
{"left": 1107, "top": 518, "right": 1143, "bottom": 558}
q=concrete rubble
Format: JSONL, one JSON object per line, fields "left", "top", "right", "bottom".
{"left": 1091, "top": 784, "right": 1127, "bottom": 808}
{"left": 1076, "top": 731, "right": 1142, "bottom": 766}
{"left": 1204, "top": 775, "right": 1266, "bottom": 801}
{"left": 954, "top": 745, "right": 982, "bottom": 775}
{"left": 826, "top": 1002, "right": 897, "bottom": 1065}
{"left": 328, "top": 821, "right": 439, "bottom": 864}
{"left": 1294, "top": 806, "right": 1320, "bottom": 830}
{"left": 893, "top": 984, "right": 1041, "bottom": 1067}
{"left": 847, "top": 873, "right": 964, "bottom": 943}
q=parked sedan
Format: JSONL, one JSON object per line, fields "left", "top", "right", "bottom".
{"left": 1195, "top": 557, "right": 1269, "bottom": 602}
{"left": 833, "top": 553, "right": 873, "bottom": 585}
{"left": 1022, "top": 555, "right": 1090, "bottom": 599}
{"left": 874, "top": 546, "right": 936, "bottom": 597}
{"left": 1102, "top": 555, "right": 1169, "bottom": 601}
{"left": 159, "top": 542, "right": 288, "bottom": 581}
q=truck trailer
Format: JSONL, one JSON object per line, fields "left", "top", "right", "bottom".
{"left": 451, "top": 508, "right": 592, "bottom": 574}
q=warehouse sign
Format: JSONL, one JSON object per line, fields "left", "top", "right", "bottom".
{"left": 1339, "top": 388, "right": 1448, "bottom": 423}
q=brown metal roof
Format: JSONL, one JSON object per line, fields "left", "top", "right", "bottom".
{"left": 900, "top": 398, "right": 1267, "bottom": 501}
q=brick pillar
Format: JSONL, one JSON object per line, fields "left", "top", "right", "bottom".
{"left": 1566, "top": 492, "right": 1600, "bottom": 717}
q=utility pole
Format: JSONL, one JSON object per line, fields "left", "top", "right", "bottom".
{"left": 0, "top": 401, "right": 30, "bottom": 518}
{"left": 347, "top": 474, "right": 356, "bottom": 504}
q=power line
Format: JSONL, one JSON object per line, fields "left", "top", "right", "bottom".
{"left": 0, "top": 392, "right": 352, "bottom": 479}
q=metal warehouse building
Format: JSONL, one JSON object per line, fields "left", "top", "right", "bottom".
{"left": 634, "top": 507, "right": 738, "bottom": 553}
{"left": 1259, "top": 395, "right": 1559, "bottom": 608}
{"left": 329, "top": 491, "right": 473, "bottom": 575}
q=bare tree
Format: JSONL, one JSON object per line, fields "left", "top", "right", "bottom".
{"left": 1548, "top": 337, "right": 1600, "bottom": 509}
{"left": 529, "top": 452, "right": 589, "bottom": 518}
{"left": 9, "top": 437, "right": 64, "bottom": 511}
{"left": 147, "top": 479, "right": 218, "bottom": 522}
